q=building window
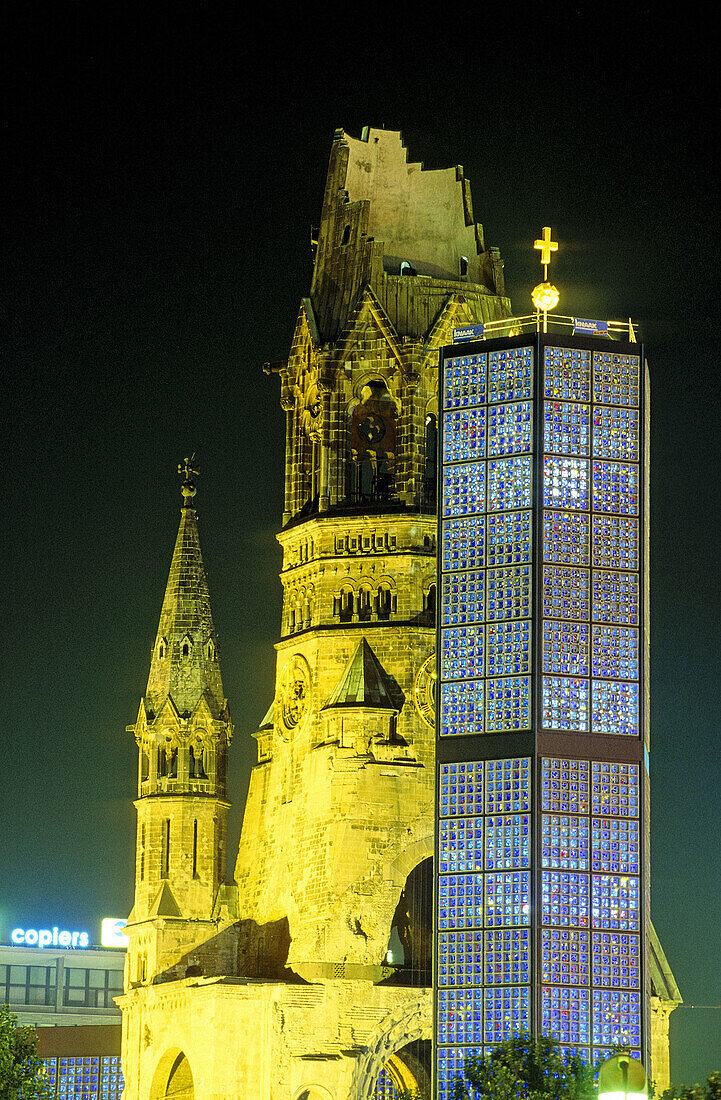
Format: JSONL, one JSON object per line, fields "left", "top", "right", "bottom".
{"left": 358, "top": 586, "right": 373, "bottom": 622}
{"left": 377, "top": 585, "right": 393, "bottom": 621}
{"left": 193, "top": 820, "right": 198, "bottom": 878}
{"left": 63, "top": 968, "right": 123, "bottom": 1009}
{"left": 161, "top": 819, "right": 171, "bottom": 878}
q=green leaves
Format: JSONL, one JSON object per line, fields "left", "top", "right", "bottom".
{"left": 0, "top": 1005, "right": 52, "bottom": 1100}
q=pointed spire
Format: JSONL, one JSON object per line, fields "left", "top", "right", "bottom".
{"left": 144, "top": 462, "right": 226, "bottom": 720}
{"left": 323, "top": 639, "right": 400, "bottom": 710}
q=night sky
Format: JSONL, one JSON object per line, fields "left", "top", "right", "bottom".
{"left": 2, "top": 5, "right": 720, "bottom": 1083}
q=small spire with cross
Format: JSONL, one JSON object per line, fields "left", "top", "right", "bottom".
{"left": 178, "top": 455, "right": 199, "bottom": 506}
{"left": 534, "top": 226, "right": 558, "bottom": 280}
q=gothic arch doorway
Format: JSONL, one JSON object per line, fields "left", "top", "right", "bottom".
{"left": 348, "top": 994, "right": 432, "bottom": 1100}
{"left": 149, "top": 1049, "right": 194, "bottom": 1100}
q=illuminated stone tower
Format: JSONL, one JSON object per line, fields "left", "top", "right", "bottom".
{"left": 123, "top": 461, "right": 232, "bottom": 990}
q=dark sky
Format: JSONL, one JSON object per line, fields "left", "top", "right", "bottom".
{"left": 2, "top": 4, "right": 720, "bottom": 1084}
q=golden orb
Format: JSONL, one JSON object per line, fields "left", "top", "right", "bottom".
{"left": 531, "top": 281, "right": 560, "bottom": 311}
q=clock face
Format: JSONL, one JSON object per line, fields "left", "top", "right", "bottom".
{"left": 356, "top": 413, "right": 386, "bottom": 445}
{"left": 277, "top": 655, "right": 312, "bottom": 740}
{"left": 413, "top": 654, "right": 437, "bottom": 728}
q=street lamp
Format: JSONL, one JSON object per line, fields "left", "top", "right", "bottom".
{"left": 598, "top": 1054, "right": 648, "bottom": 1100}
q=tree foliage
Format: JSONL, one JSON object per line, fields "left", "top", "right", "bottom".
{"left": 661, "top": 1073, "right": 721, "bottom": 1100}
{"left": 0, "top": 1005, "right": 51, "bottom": 1099}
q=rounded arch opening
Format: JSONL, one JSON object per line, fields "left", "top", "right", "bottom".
{"left": 149, "top": 1049, "right": 194, "bottom": 1100}
{"left": 385, "top": 857, "right": 433, "bottom": 986}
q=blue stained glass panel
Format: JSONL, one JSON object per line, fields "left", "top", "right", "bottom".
{"left": 486, "top": 758, "right": 531, "bottom": 813}
{"left": 439, "top": 761, "right": 485, "bottom": 818}
{"left": 592, "top": 932, "right": 640, "bottom": 988}
{"left": 484, "top": 985, "right": 530, "bottom": 1042}
{"left": 486, "top": 677, "right": 532, "bottom": 732}
{"left": 440, "top": 680, "right": 485, "bottom": 739}
{"left": 487, "top": 456, "right": 532, "bottom": 511}
{"left": 591, "top": 818, "right": 640, "bottom": 875}
{"left": 442, "top": 515, "right": 485, "bottom": 572}
{"left": 591, "top": 874, "right": 640, "bottom": 930}
{"left": 543, "top": 565, "right": 590, "bottom": 621}
{"left": 439, "top": 873, "right": 485, "bottom": 930}
{"left": 591, "top": 625, "right": 639, "bottom": 679}
{"left": 593, "top": 352, "right": 640, "bottom": 407}
{"left": 541, "top": 758, "right": 589, "bottom": 814}
{"left": 544, "top": 346, "right": 591, "bottom": 402}
{"left": 488, "top": 346, "right": 533, "bottom": 402}
{"left": 444, "top": 407, "right": 486, "bottom": 463}
{"left": 487, "top": 566, "right": 532, "bottom": 621}
{"left": 440, "top": 818, "right": 484, "bottom": 874}
{"left": 485, "top": 928, "right": 531, "bottom": 984}
{"left": 443, "top": 462, "right": 485, "bottom": 518}
{"left": 544, "top": 401, "right": 590, "bottom": 456}
{"left": 436, "top": 1048, "right": 484, "bottom": 1100}
{"left": 544, "top": 510, "right": 590, "bottom": 566}
{"left": 541, "top": 871, "right": 590, "bottom": 927}
{"left": 441, "top": 625, "right": 484, "bottom": 680}
{"left": 444, "top": 354, "right": 487, "bottom": 409}
{"left": 542, "top": 814, "right": 590, "bottom": 870}
{"left": 437, "top": 987, "right": 484, "bottom": 1044}
{"left": 592, "top": 570, "right": 638, "bottom": 624}
{"left": 592, "top": 680, "right": 639, "bottom": 737}
{"left": 544, "top": 456, "right": 590, "bottom": 510}
{"left": 486, "top": 620, "right": 531, "bottom": 677}
{"left": 442, "top": 570, "right": 485, "bottom": 626}
{"left": 542, "top": 620, "right": 589, "bottom": 676}
{"left": 542, "top": 676, "right": 590, "bottom": 732}
{"left": 438, "top": 930, "right": 484, "bottom": 987}
{"left": 486, "top": 814, "right": 531, "bottom": 870}
{"left": 593, "top": 406, "right": 639, "bottom": 461}
{"left": 487, "top": 401, "right": 532, "bottom": 456}
{"left": 591, "top": 763, "right": 639, "bottom": 818}
{"left": 592, "top": 514, "right": 639, "bottom": 570}
{"left": 541, "top": 928, "right": 590, "bottom": 985}
{"left": 486, "top": 510, "right": 532, "bottom": 567}
{"left": 542, "top": 986, "right": 590, "bottom": 1045}
{"left": 592, "top": 989, "right": 642, "bottom": 1048}
{"left": 592, "top": 461, "right": 639, "bottom": 515}
{"left": 485, "top": 872, "right": 531, "bottom": 927}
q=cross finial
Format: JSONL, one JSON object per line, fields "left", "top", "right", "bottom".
{"left": 178, "top": 455, "right": 199, "bottom": 506}
{"left": 534, "top": 226, "right": 558, "bottom": 278}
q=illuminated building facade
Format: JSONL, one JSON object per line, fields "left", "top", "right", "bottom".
{"left": 435, "top": 330, "right": 657, "bottom": 1096}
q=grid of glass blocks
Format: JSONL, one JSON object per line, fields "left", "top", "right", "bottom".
{"left": 438, "top": 930, "right": 484, "bottom": 987}
{"left": 542, "top": 565, "right": 590, "bottom": 621}
{"left": 487, "top": 566, "right": 532, "bottom": 620}
{"left": 486, "top": 677, "right": 531, "bottom": 731}
{"left": 440, "top": 680, "right": 485, "bottom": 738}
{"left": 542, "top": 815, "right": 590, "bottom": 870}
{"left": 442, "top": 515, "right": 485, "bottom": 572}
{"left": 485, "top": 928, "right": 531, "bottom": 984}
{"left": 543, "top": 456, "right": 590, "bottom": 510}
{"left": 592, "top": 680, "right": 639, "bottom": 736}
{"left": 487, "top": 402, "right": 532, "bottom": 456}
{"left": 592, "top": 989, "right": 642, "bottom": 1047}
{"left": 543, "top": 620, "right": 589, "bottom": 676}
{"left": 592, "top": 515, "right": 639, "bottom": 570}
{"left": 544, "top": 346, "right": 591, "bottom": 401}
{"left": 439, "top": 760, "right": 485, "bottom": 817}
{"left": 488, "top": 346, "right": 533, "bottom": 402}
{"left": 591, "top": 874, "right": 640, "bottom": 931}
{"left": 439, "top": 874, "right": 485, "bottom": 929}
{"left": 43, "top": 1056, "right": 124, "bottom": 1100}
{"left": 485, "top": 871, "right": 531, "bottom": 927}
{"left": 484, "top": 985, "right": 530, "bottom": 1041}
{"left": 593, "top": 406, "right": 640, "bottom": 461}
{"left": 437, "top": 1048, "right": 484, "bottom": 1100}
{"left": 443, "top": 353, "right": 486, "bottom": 408}
{"left": 437, "top": 987, "right": 484, "bottom": 1043}
{"left": 593, "top": 352, "right": 640, "bottom": 407}
{"left": 486, "top": 814, "right": 531, "bottom": 869}
{"left": 486, "top": 758, "right": 531, "bottom": 813}
{"left": 541, "top": 758, "right": 590, "bottom": 814}
{"left": 544, "top": 401, "right": 590, "bottom": 456}
{"left": 442, "top": 570, "right": 485, "bottom": 626}
{"left": 542, "top": 871, "right": 590, "bottom": 927}
{"left": 374, "top": 1066, "right": 400, "bottom": 1100}
{"left": 487, "top": 456, "right": 532, "bottom": 511}
{"left": 591, "top": 817, "right": 640, "bottom": 875}
{"left": 592, "top": 625, "right": 638, "bottom": 679}
{"left": 592, "top": 932, "right": 640, "bottom": 988}
{"left": 444, "top": 407, "right": 486, "bottom": 462}
{"left": 542, "top": 986, "right": 591, "bottom": 1045}
{"left": 487, "top": 620, "right": 531, "bottom": 677}
{"left": 591, "top": 763, "right": 639, "bottom": 818}
{"left": 544, "top": 511, "right": 589, "bottom": 566}
{"left": 541, "top": 928, "right": 590, "bottom": 985}
{"left": 592, "top": 570, "right": 639, "bottom": 624}
{"left": 443, "top": 462, "right": 485, "bottom": 517}
{"left": 592, "top": 460, "right": 639, "bottom": 515}
{"left": 440, "top": 818, "right": 484, "bottom": 873}
{"left": 542, "top": 676, "right": 589, "bottom": 732}
{"left": 487, "top": 510, "right": 531, "bottom": 566}
{"left": 441, "top": 625, "right": 484, "bottom": 680}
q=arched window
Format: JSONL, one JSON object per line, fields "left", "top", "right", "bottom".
{"left": 424, "top": 584, "right": 436, "bottom": 625}
{"left": 424, "top": 413, "right": 437, "bottom": 506}
{"left": 338, "top": 586, "right": 354, "bottom": 623}
{"left": 377, "top": 584, "right": 393, "bottom": 621}
{"left": 346, "top": 381, "right": 398, "bottom": 503}
{"left": 460, "top": 255, "right": 468, "bottom": 276}
{"left": 358, "top": 585, "right": 373, "bottom": 622}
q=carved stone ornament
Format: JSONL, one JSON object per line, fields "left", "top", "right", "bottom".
{"left": 276, "top": 654, "right": 312, "bottom": 740}
{"left": 413, "top": 653, "right": 436, "bottom": 729}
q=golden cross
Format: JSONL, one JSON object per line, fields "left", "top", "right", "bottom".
{"left": 534, "top": 226, "right": 558, "bottom": 271}
{"left": 178, "top": 455, "right": 199, "bottom": 482}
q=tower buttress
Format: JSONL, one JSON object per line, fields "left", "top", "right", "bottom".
{"left": 124, "top": 462, "right": 232, "bottom": 988}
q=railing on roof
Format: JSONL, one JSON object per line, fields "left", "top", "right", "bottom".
{"left": 453, "top": 314, "right": 639, "bottom": 342}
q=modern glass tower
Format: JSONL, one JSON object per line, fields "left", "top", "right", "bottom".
{"left": 434, "top": 327, "right": 648, "bottom": 1098}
